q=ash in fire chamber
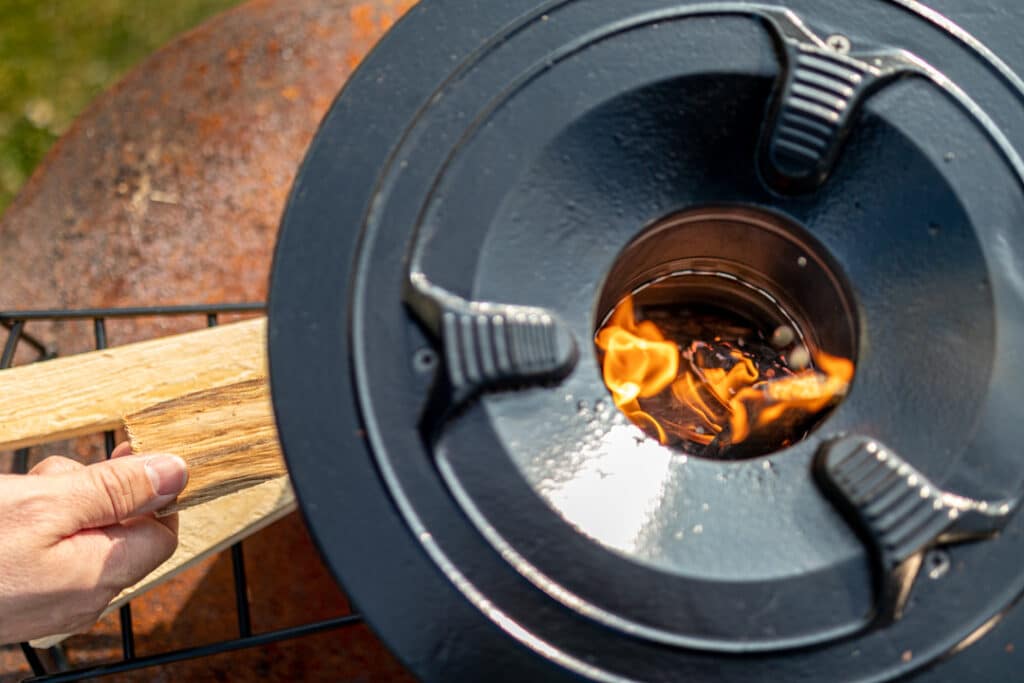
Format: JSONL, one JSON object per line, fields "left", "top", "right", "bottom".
{"left": 595, "top": 272, "right": 854, "bottom": 460}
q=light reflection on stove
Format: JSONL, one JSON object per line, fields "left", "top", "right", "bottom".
{"left": 536, "top": 423, "right": 673, "bottom": 554}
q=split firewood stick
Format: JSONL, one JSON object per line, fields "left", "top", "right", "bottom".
{"left": 0, "top": 316, "right": 287, "bottom": 512}
{"left": 128, "top": 377, "right": 286, "bottom": 514}
{"left": 0, "top": 317, "right": 266, "bottom": 448}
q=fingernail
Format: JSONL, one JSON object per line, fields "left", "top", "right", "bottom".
{"left": 144, "top": 455, "right": 189, "bottom": 496}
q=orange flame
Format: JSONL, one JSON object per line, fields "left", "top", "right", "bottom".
{"left": 594, "top": 297, "right": 680, "bottom": 444}
{"left": 597, "top": 295, "right": 854, "bottom": 452}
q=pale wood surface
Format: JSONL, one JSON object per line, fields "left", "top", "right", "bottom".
{"left": 30, "top": 476, "right": 296, "bottom": 649}
{"left": 127, "top": 377, "right": 287, "bottom": 514}
{"left": 0, "top": 317, "right": 267, "bottom": 451}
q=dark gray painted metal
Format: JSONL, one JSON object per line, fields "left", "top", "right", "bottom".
{"left": 269, "top": 1, "right": 1024, "bottom": 680}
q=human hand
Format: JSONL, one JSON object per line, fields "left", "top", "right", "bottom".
{"left": 0, "top": 445, "right": 188, "bottom": 644}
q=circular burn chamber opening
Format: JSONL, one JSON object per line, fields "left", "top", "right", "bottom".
{"left": 595, "top": 206, "right": 859, "bottom": 460}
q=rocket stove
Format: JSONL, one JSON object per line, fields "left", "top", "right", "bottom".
{"left": 269, "top": 0, "right": 1024, "bottom": 680}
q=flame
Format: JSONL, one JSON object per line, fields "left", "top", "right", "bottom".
{"left": 719, "top": 350, "right": 853, "bottom": 445}
{"left": 669, "top": 345, "right": 758, "bottom": 445}
{"left": 597, "top": 295, "right": 854, "bottom": 452}
{"left": 594, "top": 297, "right": 679, "bottom": 444}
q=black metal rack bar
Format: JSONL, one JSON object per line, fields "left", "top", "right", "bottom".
{"left": 1, "top": 320, "right": 24, "bottom": 368}
{"left": 21, "top": 616, "right": 362, "bottom": 683}
{"left": 231, "top": 544, "right": 254, "bottom": 638}
{"left": 0, "top": 303, "right": 265, "bottom": 321}
{"left": 2, "top": 303, "right": 357, "bottom": 681}
{"left": 0, "top": 319, "right": 47, "bottom": 356}
{"left": 12, "top": 449, "right": 29, "bottom": 476}
{"left": 18, "top": 645, "right": 45, "bottom": 678}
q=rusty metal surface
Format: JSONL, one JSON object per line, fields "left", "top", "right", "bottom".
{"left": 0, "top": 0, "right": 415, "bottom": 351}
{"left": 0, "top": 0, "right": 416, "bottom": 679}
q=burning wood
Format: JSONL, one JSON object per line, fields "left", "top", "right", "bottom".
{"left": 595, "top": 294, "right": 854, "bottom": 458}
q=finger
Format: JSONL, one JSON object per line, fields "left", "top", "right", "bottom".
{"left": 29, "top": 455, "right": 85, "bottom": 476}
{"left": 156, "top": 511, "right": 179, "bottom": 535}
{"left": 46, "top": 454, "right": 189, "bottom": 533}
{"left": 70, "top": 516, "right": 178, "bottom": 593}
{"left": 114, "top": 444, "right": 173, "bottom": 532}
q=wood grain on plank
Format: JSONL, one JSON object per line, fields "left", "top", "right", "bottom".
{"left": 0, "top": 316, "right": 267, "bottom": 451}
{"left": 127, "top": 378, "right": 287, "bottom": 514}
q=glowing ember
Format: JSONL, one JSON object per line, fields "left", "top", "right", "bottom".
{"left": 595, "top": 294, "right": 854, "bottom": 457}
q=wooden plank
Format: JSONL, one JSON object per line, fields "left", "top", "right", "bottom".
{"left": 127, "top": 378, "right": 287, "bottom": 514}
{"left": 0, "top": 316, "right": 267, "bottom": 451}
{"left": 30, "top": 476, "right": 296, "bottom": 649}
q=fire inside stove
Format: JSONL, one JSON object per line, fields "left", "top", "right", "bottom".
{"left": 595, "top": 273, "right": 854, "bottom": 460}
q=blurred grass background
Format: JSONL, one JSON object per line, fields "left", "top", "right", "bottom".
{"left": 0, "top": 0, "right": 239, "bottom": 215}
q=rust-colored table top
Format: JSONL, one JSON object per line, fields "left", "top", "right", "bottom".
{"left": 0, "top": 1, "right": 416, "bottom": 680}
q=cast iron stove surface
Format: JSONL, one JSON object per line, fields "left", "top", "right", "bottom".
{"left": 269, "top": 1, "right": 1024, "bottom": 680}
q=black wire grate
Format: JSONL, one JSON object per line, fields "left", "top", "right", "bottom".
{"left": 1, "top": 304, "right": 361, "bottom": 681}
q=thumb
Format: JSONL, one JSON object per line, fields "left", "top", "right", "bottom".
{"left": 51, "top": 454, "right": 189, "bottom": 532}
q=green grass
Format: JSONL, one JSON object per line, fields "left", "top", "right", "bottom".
{"left": 0, "top": 0, "right": 239, "bottom": 214}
